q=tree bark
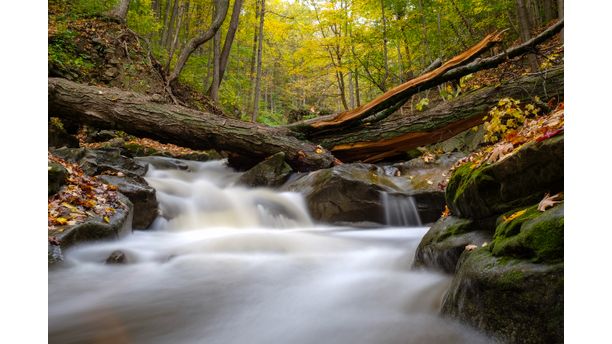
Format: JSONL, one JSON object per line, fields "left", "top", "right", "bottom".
{"left": 111, "top": 0, "right": 132, "bottom": 22}
{"left": 48, "top": 78, "right": 335, "bottom": 171}
{"left": 166, "top": 0, "right": 229, "bottom": 87}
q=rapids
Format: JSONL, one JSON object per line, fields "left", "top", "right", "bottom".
{"left": 48, "top": 158, "right": 491, "bottom": 344}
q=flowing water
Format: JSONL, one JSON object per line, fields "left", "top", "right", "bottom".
{"left": 48, "top": 158, "right": 491, "bottom": 344}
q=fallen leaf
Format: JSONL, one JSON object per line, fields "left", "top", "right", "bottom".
{"left": 503, "top": 209, "right": 527, "bottom": 223}
{"left": 104, "top": 216, "right": 111, "bottom": 223}
{"left": 465, "top": 244, "right": 478, "bottom": 251}
{"left": 538, "top": 193, "right": 562, "bottom": 211}
{"left": 487, "top": 142, "right": 514, "bottom": 164}
{"left": 441, "top": 205, "right": 450, "bottom": 218}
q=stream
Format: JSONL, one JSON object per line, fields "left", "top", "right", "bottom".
{"left": 48, "top": 158, "right": 491, "bottom": 344}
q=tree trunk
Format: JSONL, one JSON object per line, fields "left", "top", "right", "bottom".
{"left": 48, "top": 78, "right": 335, "bottom": 172}
{"left": 252, "top": 0, "right": 265, "bottom": 122}
{"left": 166, "top": 0, "right": 229, "bottom": 87}
{"left": 417, "top": 0, "right": 431, "bottom": 66}
{"left": 163, "top": 0, "right": 179, "bottom": 48}
{"left": 248, "top": 0, "right": 260, "bottom": 113}
{"left": 48, "top": 66, "right": 561, "bottom": 167}
{"left": 218, "top": 0, "right": 245, "bottom": 84}
{"left": 380, "top": 0, "right": 389, "bottom": 89}
{"left": 111, "top": 0, "right": 131, "bottom": 22}
{"left": 210, "top": 28, "right": 221, "bottom": 102}
{"left": 165, "top": 1, "right": 185, "bottom": 72}
{"left": 516, "top": 0, "right": 539, "bottom": 72}
{"left": 543, "top": 0, "right": 555, "bottom": 22}
{"left": 317, "top": 67, "right": 563, "bottom": 162}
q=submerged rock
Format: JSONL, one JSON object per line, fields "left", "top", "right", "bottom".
{"left": 445, "top": 135, "right": 563, "bottom": 219}
{"left": 105, "top": 250, "right": 127, "bottom": 264}
{"left": 237, "top": 152, "right": 293, "bottom": 188}
{"left": 48, "top": 243, "right": 64, "bottom": 266}
{"left": 413, "top": 216, "right": 491, "bottom": 273}
{"left": 442, "top": 248, "right": 563, "bottom": 344}
{"left": 98, "top": 175, "right": 159, "bottom": 229}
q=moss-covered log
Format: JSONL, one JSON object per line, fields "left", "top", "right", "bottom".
{"left": 321, "top": 66, "right": 563, "bottom": 162}
{"left": 48, "top": 78, "right": 336, "bottom": 171}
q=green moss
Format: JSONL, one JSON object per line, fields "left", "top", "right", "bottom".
{"left": 490, "top": 203, "right": 564, "bottom": 263}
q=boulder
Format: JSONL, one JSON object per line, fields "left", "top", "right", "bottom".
{"left": 283, "top": 163, "right": 445, "bottom": 224}
{"left": 48, "top": 193, "right": 133, "bottom": 249}
{"left": 442, "top": 248, "right": 563, "bottom": 344}
{"left": 237, "top": 152, "right": 293, "bottom": 187}
{"left": 48, "top": 162, "right": 68, "bottom": 196}
{"left": 98, "top": 175, "right": 159, "bottom": 229}
{"left": 413, "top": 216, "right": 492, "bottom": 273}
{"left": 445, "top": 135, "right": 563, "bottom": 219}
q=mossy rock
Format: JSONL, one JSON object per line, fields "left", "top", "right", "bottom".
{"left": 490, "top": 203, "right": 564, "bottom": 263}
{"left": 237, "top": 152, "right": 293, "bottom": 188}
{"left": 413, "top": 216, "right": 492, "bottom": 273}
{"left": 445, "top": 135, "right": 563, "bottom": 219}
{"left": 442, "top": 249, "right": 563, "bottom": 343}
{"left": 48, "top": 162, "right": 68, "bottom": 196}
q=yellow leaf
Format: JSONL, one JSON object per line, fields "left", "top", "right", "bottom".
{"left": 104, "top": 216, "right": 110, "bottom": 223}
{"left": 503, "top": 209, "right": 527, "bottom": 223}
{"left": 56, "top": 217, "right": 68, "bottom": 225}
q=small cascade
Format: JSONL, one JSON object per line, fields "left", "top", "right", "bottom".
{"left": 381, "top": 192, "right": 422, "bottom": 227}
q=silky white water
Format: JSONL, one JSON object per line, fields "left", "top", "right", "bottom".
{"left": 48, "top": 158, "right": 491, "bottom": 344}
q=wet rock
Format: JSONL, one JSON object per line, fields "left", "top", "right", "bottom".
{"left": 51, "top": 147, "right": 88, "bottom": 162}
{"left": 105, "top": 250, "right": 127, "bottom": 264}
{"left": 48, "top": 193, "right": 133, "bottom": 249}
{"left": 79, "top": 148, "right": 148, "bottom": 177}
{"left": 283, "top": 163, "right": 444, "bottom": 224}
{"left": 442, "top": 248, "right": 563, "bottom": 344}
{"left": 99, "top": 175, "right": 158, "bottom": 229}
{"left": 135, "top": 156, "right": 189, "bottom": 170}
{"left": 413, "top": 216, "right": 492, "bottom": 273}
{"left": 445, "top": 135, "right": 563, "bottom": 219}
{"left": 48, "top": 162, "right": 68, "bottom": 196}
{"left": 237, "top": 152, "right": 293, "bottom": 187}
{"left": 48, "top": 243, "right": 64, "bottom": 266}
{"left": 86, "top": 129, "right": 120, "bottom": 143}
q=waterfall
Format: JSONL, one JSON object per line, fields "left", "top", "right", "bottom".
{"left": 381, "top": 192, "right": 422, "bottom": 227}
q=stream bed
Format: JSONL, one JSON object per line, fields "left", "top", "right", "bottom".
{"left": 48, "top": 158, "right": 491, "bottom": 344}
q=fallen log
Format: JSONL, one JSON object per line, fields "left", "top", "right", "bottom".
{"left": 321, "top": 66, "right": 563, "bottom": 162}
{"left": 48, "top": 78, "right": 336, "bottom": 172}
{"left": 290, "top": 19, "right": 563, "bottom": 136}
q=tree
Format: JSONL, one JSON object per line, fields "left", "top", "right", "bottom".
{"left": 111, "top": 0, "right": 132, "bottom": 22}
{"left": 166, "top": 0, "right": 230, "bottom": 88}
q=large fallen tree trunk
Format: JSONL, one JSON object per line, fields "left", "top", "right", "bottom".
{"left": 49, "top": 66, "right": 562, "bottom": 168}
{"left": 48, "top": 78, "right": 336, "bottom": 172}
{"left": 290, "top": 19, "right": 563, "bottom": 136}
{"left": 321, "top": 66, "right": 563, "bottom": 162}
